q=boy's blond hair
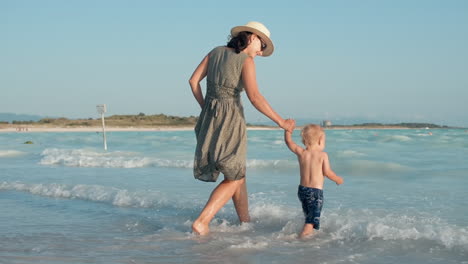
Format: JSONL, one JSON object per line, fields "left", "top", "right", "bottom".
{"left": 301, "top": 124, "right": 324, "bottom": 146}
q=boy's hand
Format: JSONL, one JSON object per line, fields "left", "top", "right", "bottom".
{"left": 336, "top": 176, "right": 344, "bottom": 185}
{"left": 283, "top": 119, "right": 303, "bottom": 155}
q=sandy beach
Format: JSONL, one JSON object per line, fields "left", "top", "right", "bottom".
{"left": 0, "top": 125, "right": 420, "bottom": 133}
{"left": 0, "top": 125, "right": 285, "bottom": 133}
{"left": 0, "top": 124, "right": 436, "bottom": 133}
{"left": 0, "top": 126, "right": 194, "bottom": 133}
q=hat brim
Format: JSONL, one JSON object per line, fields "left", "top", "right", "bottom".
{"left": 231, "top": 26, "right": 274, "bottom": 57}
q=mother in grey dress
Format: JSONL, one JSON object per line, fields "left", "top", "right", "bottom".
{"left": 189, "top": 21, "right": 295, "bottom": 235}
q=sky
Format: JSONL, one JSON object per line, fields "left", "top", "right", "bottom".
{"left": 2, "top": 0, "right": 468, "bottom": 126}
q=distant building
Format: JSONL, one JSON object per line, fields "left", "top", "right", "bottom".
{"left": 322, "top": 120, "right": 332, "bottom": 127}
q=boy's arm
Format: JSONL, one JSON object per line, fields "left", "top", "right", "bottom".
{"left": 284, "top": 130, "right": 304, "bottom": 155}
{"left": 322, "top": 152, "right": 344, "bottom": 185}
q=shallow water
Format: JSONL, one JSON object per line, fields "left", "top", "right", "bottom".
{"left": 1, "top": 129, "right": 467, "bottom": 263}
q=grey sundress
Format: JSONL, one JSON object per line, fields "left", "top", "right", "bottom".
{"left": 194, "top": 46, "right": 249, "bottom": 182}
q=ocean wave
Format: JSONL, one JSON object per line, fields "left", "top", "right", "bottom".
{"left": 39, "top": 148, "right": 192, "bottom": 169}
{"left": 250, "top": 202, "right": 295, "bottom": 224}
{"left": 272, "top": 140, "right": 284, "bottom": 145}
{"left": 246, "top": 159, "right": 297, "bottom": 170}
{"left": 229, "top": 239, "right": 269, "bottom": 249}
{"left": 340, "top": 159, "right": 412, "bottom": 174}
{"left": 415, "top": 133, "right": 432, "bottom": 137}
{"left": 325, "top": 209, "right": 468, "bottom": 250}
{"left": 193, "top": 203, "right": 468, "bottom": 251}
{"left": 3, "top": 181, "right": 467, "bottom": 251}
{"left": 0, "top": 150, "right": 26, "bottom": 158}
{"left": 0, "top": 181, "right": 171, "bottom": 208}
{"left": 227, "top": 204, "right": 468, "bottom": 250}
{"left": 39, "top": 148, "right": 296, "bottom": 170}
{"left": 209, "top": 219, "right": 254, "bottom": 234}
{"left": 336, "top": 150, "right": 367, "bottom": 158}
{"left": 381, "top": 135, "right": 412, "bottom": 142}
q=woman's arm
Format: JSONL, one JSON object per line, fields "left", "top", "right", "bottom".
{"left": 189, "top": 55, "right": 209, "bottom": 109}
{"left": 242, "top": 57, "right": 294, "bottom": 131}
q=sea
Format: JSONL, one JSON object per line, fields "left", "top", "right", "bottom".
{"left": 1, "top": 128, "right": 467, "bottom": 264}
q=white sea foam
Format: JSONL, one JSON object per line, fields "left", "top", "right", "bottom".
{"left": 227, "top": 205, "right": 468, "bottom": 250}
{"left": 326, "top": 209, "right": 468, "bottom": 250}
{"left": 189, "top": 205, "right": 467, "bottom": 251}
{"left": 336, "top": 150, "right": 367, "bottom": 158}
{"left": 210, "top": 219, "right": 254, "bottom": 234}
{"left": 272, "top": 140, "right": 283, "bottom": 145}
{"left": 39, "top": 148, "right": 192, "bottom": 168}
{"left": 3, "top": 179, "right": 467, "bottom": 255}
{"left": 382, "top": 135, "right": 412, "bottom": 142}
{"left": 229, "top": 239, "right": 269, "bottom": 249}
{"left": 246, "top": 159, "right": 296, "bottom": 170}
{"left": 366, "top": 218, "right": 468, "bottom": 249}
{"left": 250, "top": 203, "right": 295, "bottom": 224}
{"left": 0, "top": 150, "right": 26, "bottom": 158}
{"left": 416, "top": 133, "right": 431, "bottom": 137}
{"left": 39, "top": 148, "right": 296, "bottom": 170}
{"left": 0, "top": 181, "right": 171, "bottom": 208}
{"left": 343, "top": 159, "right": 412, "bottom": 174}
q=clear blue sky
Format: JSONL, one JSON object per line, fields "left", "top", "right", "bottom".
{"left": 2, "top": 0, "right": 468, "bottom": 126}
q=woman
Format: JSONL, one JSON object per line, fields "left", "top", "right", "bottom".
{"left": 189, "top": 21, "right": 295, "bottom": 235}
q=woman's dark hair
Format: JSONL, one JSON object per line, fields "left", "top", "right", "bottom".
{"left": 227, "top": 31, "right": 252, "bottom": 54}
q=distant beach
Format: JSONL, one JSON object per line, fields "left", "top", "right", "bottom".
{"left": 2, "top": 113, "right": 458, "bottom": 132}
{"left": 0, "top": 125, "right": 274, "bottom": 133}
{"left": 0, "top": 124, "right": 437, "bottom": 133}
{"left": 0, "top": 125, "right": 195, "bottom": 133}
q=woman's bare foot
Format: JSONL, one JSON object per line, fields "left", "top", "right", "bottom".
{"left": 192, "top": 220, "right": 209, "bottom": 236}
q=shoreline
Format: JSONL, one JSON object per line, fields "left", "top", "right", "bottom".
{"left": 0, "top": 125, "right": 454, "bottom": 133}
{"left": 0, "top": 126, "right": 195, "bottom": 133}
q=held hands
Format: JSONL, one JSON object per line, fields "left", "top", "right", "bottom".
{"left": 281, "top": 119, "right": 296, "bottom": 133}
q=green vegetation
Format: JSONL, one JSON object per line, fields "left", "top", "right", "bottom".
{"left": 246, "top": 123, "right": 271, "bottom": 127}
{"left": 6, "top": 114, "right": 198, "bottom": 127}
{"left": 11, "top": 120, "right": 35, "bottom": 124}
{"left": 1, "top": 113, "right": 455, "bottom": 129}
{"left": 105, "top": 114, "right": 198, "bottom": 126}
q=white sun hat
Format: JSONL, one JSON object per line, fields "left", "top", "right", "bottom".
{"left": 230, "top": 21, "right": 274, "bottom": 57}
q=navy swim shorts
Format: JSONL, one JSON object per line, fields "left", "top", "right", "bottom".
{"left": 297, "top": 185, "right": 324, "bottom": 230}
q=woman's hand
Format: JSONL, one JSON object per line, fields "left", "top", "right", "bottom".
{"left": 281, "top": 119, "right": 296, "bottom": 132}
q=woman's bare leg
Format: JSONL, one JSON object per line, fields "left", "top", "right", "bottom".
{"left": 192, "top": 178, "right": 244, "bottom": 235}
{"left": 232, "top": 178, "right": 250, "bottom": 223}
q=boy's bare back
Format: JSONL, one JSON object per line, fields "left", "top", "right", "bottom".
{"left": 296, "top": 149, "right": 328, "bottom": 189}
{"left": 284, "top": 125, "right": 343, "bottom": 189}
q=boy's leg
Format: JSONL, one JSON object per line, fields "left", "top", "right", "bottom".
{"left": 300, "top": 223, "right": 314, "bottom": 238}
{"left": 232, "top": 178, "right": 250, "bottom": 223}
{"left": 192, "top": 178, "right": 245, "bottom": 235}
